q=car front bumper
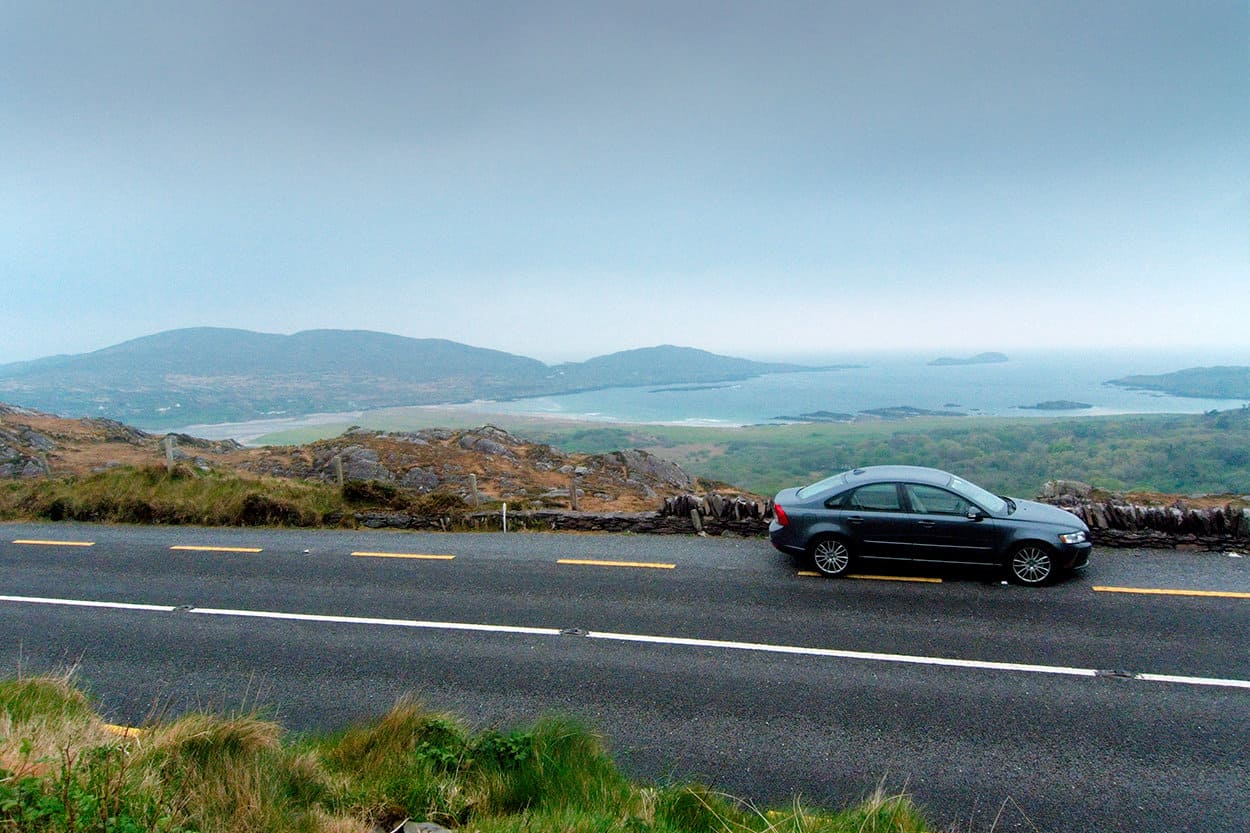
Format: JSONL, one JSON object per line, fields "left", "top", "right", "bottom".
{"left": 1059, "top": 541, "right": 1093, "bottom": 571}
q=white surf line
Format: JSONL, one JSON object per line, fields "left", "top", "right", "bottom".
{"left": 3, "top": 594, "right": 1248, "bottom": 691}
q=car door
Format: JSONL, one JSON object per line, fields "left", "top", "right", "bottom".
{"left": 901, "top": 483, "right": 1000, "bottom": 564}
{"left": 842, "top": 482, "right": 912, "bottom": 559}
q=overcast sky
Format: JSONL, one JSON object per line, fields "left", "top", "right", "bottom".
{"left": 3, "top": 1, "right": 1246, "bottom": 364}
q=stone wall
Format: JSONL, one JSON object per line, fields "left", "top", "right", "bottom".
{"left": 1043, "top": 497, "right": 1249, "bottom": 550}
{"left": 347, "top": 485, "right": 1250, "bottom": 552}
{"left": 347, "top": 492, "right": 772, "bottom": 537}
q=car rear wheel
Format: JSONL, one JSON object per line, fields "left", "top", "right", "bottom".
{"left": 810, "top": 536, "right": 853, "bottom": 577}
{"left": 1008, "top": 543, "right": 1055, "bottom": 586}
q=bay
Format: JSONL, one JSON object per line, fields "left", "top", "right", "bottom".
{"left": 439, "top": 349, "right": 1248, "bottom": 427}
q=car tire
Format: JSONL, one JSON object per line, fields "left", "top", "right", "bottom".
{"left": 1007, "top": 543, "right": 1055, "bottom": 586}
{"left": 809, "top": 536, "right": 853, "bottom": 577}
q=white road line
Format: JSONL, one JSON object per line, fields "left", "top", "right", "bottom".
{"left": 584, "top": 631, "right": 1098, "bottom": 678}
{"left": 191, "top": 606, "right": 560, "bottom": 637}
{"left": 2, "top": 593, "right": 1247, "bottom": 691}
{"left": 0, "top": 595, "right": 176, "bottom": 613}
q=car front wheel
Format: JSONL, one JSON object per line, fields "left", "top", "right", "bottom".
{"left": 810, "top": 536, "right": 853, "bottom": 577}
{"left": 1008, "top": 543, "right": 1055, "bottom": 586}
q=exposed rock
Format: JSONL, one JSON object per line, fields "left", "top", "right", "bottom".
{"left": 399, "top": 466, "right": 440, "bottom": 491}
{"left": 458, "top": 435, "right": 516, "bottom": 459}
{"left": 606, "top": 449, "right": 694, "bottom": 491}
{"left": 1038, "top": 480, "right": 1093, "bottom": 500}
{"left": 319, "top": 445, "right": 393, "bottom": 482}
{"left": 18, "top": 427, "right": 56, "bottom": 452}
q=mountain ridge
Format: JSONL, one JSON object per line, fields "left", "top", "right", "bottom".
{"left": 0, "top": 328, "right": 819, "bottom": 428}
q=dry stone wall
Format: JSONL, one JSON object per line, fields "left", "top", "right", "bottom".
{"left": 1040, "top": 481, "right": 1249, "bottom": 550}
{"left": 348, "top": 484, "right": 1250, "bottom": 551}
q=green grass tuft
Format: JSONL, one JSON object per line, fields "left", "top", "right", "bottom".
{"left": 0, "top": 675, "right": 939, "bottom": 833}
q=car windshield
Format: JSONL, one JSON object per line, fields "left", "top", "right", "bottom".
{"left": 946, "top": 476, "right": 1008, "bottom": 514}
{"left": 796, "top": 472, "right": 847, "bottom": 499}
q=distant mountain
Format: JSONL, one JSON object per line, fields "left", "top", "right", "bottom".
{"left": 1107, "top": 366, "right": 1250, "bottom": 400}
{"left": 551, "top": 345, "right": 810, "bottom": 390}
{"left": 929, "top": 352, "right": 1009, "bottom": 366}
{"left": 0, "top": 328, "right": 818, "bottom": 428}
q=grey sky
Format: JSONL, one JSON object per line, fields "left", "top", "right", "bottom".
{"left": 3, "top": 1, "right": 1246, "bottom": 364}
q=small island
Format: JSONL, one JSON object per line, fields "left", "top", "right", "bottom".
{"left": 859, "top": 405, "right": 966, "bottom": 419}
{"left": 772, "top": 410, "right": 855, "bottom": 423}
{"left": 929, "top": 352, "right": 1009, "bottom": 366}
{"left": 1019, "top": 400, "right": 1093, "bottom": 411}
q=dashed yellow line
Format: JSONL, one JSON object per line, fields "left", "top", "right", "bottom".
{"left": 558, "top": 558, "right": 676, "bottom": 570}
{"left": 170, "top": 545, "right": 263, "bottom": 554}
{"left": 352, "top": 551, "right": 455, "bottom": 561}
{"left": 100, "top": 723, "right": 146, "bottom": 737}
{"left": 1093, "top": 586, "right": 1250, "bottom": 600}
{"left": 12, "top": 539, "right": 95, "bottom": 547}
{"left": 797, "top": 570, "right": 821, "bottom": 577}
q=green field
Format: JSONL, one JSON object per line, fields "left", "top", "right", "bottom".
{"left": 257, "top": 407, "right": 1250, "bottom": 499}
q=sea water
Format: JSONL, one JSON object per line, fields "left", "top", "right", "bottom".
{"left": 441, "top": 349, "right": 1248, "bottom": 427}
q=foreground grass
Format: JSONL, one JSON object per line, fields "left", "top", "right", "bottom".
{"left": 0, "top": 465, "right": 344, "bottom": 527}
{"left": 1, "top": 674, "right": 932, "bottom": 833}
{"left": 0, "top": 465, "right": 478, "bottom": 528}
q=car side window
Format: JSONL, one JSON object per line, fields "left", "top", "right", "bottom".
{"left": 847, "top": 483, "right": 902, "bottom": 511}
{"left": 905, "top": 484, "right": 972, "bottom": 516}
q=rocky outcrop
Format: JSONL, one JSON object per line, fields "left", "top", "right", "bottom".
{"left": 235, "top": 426, "right": 707, "bottom": 512}
{"left": 1039, "top": 480, "right": 1249, "bottom": 550}
{"left": 1, "top": 414, "right": 54, "bottom": 477}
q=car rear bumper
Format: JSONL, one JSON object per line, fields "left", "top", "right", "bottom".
{"left": 769, "top": 522, "right": 807, "bottom": 556}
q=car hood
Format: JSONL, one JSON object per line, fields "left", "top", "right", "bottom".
{"left": 1006, "top": 499, "right": 1088, "bottom": 530}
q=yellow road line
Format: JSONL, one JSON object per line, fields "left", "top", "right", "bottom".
{"left": 558, "top": 558, "right": 676, "bottom": 570}
{"left": 352, "top": 551, "right": 455, "bottom": 560}
{"left": 850, "top": 574, "right": 943, "bottom": 584}
{"left": 797, "top": 570, "right": 821, "bottom": 577}
{"left": 13, "top": 539, "right": 95, "bottom": 547}
{"left": 1093, "top": 586, "right": 1250, "bottom": 600}
{"left": 100, "top": 722, "right": 146, "bottom": 737}
{"left": 170, "top": 545, "right": 263, "bottom": 553}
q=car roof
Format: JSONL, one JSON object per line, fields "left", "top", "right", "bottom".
{"left": 842, "top": 465, "right": 954, "bottom": 487}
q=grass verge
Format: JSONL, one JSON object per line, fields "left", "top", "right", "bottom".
{"left": 0, "top": 465, "right": 481, "bottom": 529}
{"left": 1, "top": 674, "right": 933, "bottom": 833}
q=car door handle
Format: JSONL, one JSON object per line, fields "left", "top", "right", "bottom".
{"left": 847, "top": 515, "right": 864, "bottom": 525}
{"left": 917, "top": 520, "right": 935, "bottom": 528}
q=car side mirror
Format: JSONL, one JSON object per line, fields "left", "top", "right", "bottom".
{"left": 966, "top": 509, "right": 985, "bottom": 521}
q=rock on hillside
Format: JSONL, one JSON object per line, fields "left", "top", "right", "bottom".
{"left": 239, "top": 425, "right": 697, "bottom": 511}
{"left": 0, "top": 403, "right": 707, "bottom": 512}
{"left": 1, "top": 402, "right": 244, "bottom": 477}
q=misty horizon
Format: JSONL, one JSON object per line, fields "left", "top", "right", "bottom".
{"left": 3, "top": 2, "right": 1246, "bottom": 365}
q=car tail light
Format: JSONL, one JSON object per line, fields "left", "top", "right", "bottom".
{"left": 774, "top": 504, "right": 790, "bottom": 526}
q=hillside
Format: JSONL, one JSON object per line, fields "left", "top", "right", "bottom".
{"left": 1107, "top": 365, "right": 1250, "bottom": 399}
{"left": 0, "top": 328, "right": 814, "bottom": 428}
{"left": 0, "top": 402, "right": 717, "bottom": 513}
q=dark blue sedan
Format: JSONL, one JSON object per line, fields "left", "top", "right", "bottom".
{"left": 769, "top": 465, "right": 1091, "bottom": 586}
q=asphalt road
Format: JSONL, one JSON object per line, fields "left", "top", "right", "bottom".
{"left": 2, "top": 522, "right": 1247, "bottom": 832}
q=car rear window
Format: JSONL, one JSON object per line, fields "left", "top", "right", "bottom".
{"left": 797, "top": 472, "right": 848, "bottom": 499}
